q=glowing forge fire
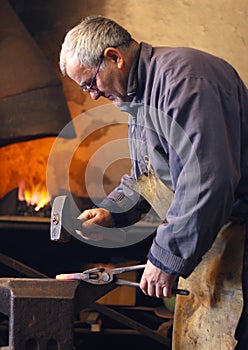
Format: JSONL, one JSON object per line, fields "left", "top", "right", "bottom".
{"left": 18, "top": 180, "right": 51, "bottom": 211}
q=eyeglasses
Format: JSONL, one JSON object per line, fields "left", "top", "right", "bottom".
{"left": 80, "top": 56, "right": 104, "bottom": 93}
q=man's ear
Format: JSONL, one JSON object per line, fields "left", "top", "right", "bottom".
{"left": 104, "top": 47, "right": 124, "bottom": 68}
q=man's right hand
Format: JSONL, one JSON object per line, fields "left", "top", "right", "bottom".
{"left": 77, "top": 208, "right": 114, "bottom": 241}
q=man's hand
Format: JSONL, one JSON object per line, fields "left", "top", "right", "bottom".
{"left": 140, "top": 260, "right": 178, "bottom": 298}
{"left": 77, "top": 208, "right": 114, "bottom": 241}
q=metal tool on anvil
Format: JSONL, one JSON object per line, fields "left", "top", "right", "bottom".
{"left": 56, "top": 264, "right": 190, "bottom": 296}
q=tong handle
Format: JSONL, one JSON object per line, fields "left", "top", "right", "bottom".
{"left": 111, "top": 263, "right": 146, "bottom": 274}
{"left": 116, "top": 279, "right": 189, "bottom": 295}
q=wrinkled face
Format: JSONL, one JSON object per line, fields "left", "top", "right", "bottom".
{"left": 65, "top": 51, "right": 131, "bottom": 107}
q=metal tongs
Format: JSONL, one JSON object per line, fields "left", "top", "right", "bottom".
{"left": 56, "top": 263, "right": 189, "bottom": 296}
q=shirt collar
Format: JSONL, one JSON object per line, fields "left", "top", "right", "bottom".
{"left": 120, "top": 43, "right": 153, "bottom": 114}
{"left": 126, "top": 42, "right": 153, "bottom": 99}
{"left": 127, "top": 44, "right": 141, "bottom": 97}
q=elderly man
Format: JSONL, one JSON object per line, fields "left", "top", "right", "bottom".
{"left": 59, "top": 16, "right": 248, "bottom": 348}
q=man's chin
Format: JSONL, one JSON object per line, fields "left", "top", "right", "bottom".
{"left": 112, "top": 100, "right": 125, "bottom": 107}
{"left": 112, "top": 98, "right": 131, "bottom": 108}
{"left": 105, "top": 95, "right": 130, "bottom": 108}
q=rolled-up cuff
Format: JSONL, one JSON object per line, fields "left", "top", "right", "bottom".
{"left": 150, "top": 239, "right": 191, "bottom": 277}
{"left": 147, "top": 250, "right": 179, "bottom": 276}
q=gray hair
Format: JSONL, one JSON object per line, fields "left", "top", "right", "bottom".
{"left": 59, "top": 15, "right": 133, "bottom": 75}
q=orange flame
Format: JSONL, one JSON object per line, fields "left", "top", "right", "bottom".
{"left": 18, "top": 180, "right": 51, "bottom": 211}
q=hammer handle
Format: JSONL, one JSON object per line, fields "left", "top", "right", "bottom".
{"left": 72, "top": 217, "right": 85, "bottom": 231}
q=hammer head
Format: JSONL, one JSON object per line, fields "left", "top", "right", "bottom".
{"left": 50, "top": 195, "right": 73, "bottom": 243}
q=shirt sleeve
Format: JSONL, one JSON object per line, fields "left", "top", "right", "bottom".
{"left": 98, "top": 172, "right": 151, "bottom": 227}
{"left": 149, "top": 76, "right": 241, "bottom": 277}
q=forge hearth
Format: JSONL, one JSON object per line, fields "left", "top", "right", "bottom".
{"left": 0, "top": 188, "right": 51, "bottom": 217}
{"left": 17, "top": 200, "right": 51, "bottom": 217}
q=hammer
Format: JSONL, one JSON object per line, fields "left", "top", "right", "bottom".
{"left": 50, "top": 195, "right": 126, "bottom": 243}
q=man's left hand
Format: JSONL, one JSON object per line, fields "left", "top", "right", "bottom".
{"left": 140, "top": 260, "right": 178, "bottom": 298}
